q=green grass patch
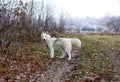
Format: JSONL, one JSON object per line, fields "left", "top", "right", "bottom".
{"left": 83, "top": 35, "right": 120, "bottom": 50}
{"left": 55, "top": 50, "right": 62, "bottom": 57}
{"left": 70, "top": 34, "right": 116, "bottom": 81}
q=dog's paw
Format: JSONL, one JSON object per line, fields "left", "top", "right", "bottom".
{"left": 51, "top": 56, "right": 54, "bottom": 58}
{"left": 68, "top": 58, "right": 71, "bottom": 60}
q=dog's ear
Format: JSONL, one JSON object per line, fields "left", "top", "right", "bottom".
{"left": 41, "top": 31, "right": 43, "bottom": 33}
{"left": 45, "top": 31, "right": 48, "bottom": 34}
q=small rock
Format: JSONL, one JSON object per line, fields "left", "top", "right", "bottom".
{"left": 16, "top": 75, "right": 21, "bottom": 80}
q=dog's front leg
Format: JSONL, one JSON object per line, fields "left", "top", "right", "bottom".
{"left": 48, "top": 43, "right": 54, "bottom": 58}
{"left": 50, "top": 48, "right": 54, "bottom": 58}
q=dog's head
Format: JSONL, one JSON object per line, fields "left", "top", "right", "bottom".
{"left": 41, "top": 31, "right": 51, "bottom": 41}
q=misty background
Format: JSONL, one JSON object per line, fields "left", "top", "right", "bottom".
{"left": 0, "top": 0, "right": 120, "bottom": 37}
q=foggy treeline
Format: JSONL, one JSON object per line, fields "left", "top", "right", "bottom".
{"left": 0, "top": 0, "right": 120, "bottom": 54}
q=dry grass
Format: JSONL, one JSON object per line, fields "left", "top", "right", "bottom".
{"left": 0, "top": 33, "right": 120, "bottom": 81}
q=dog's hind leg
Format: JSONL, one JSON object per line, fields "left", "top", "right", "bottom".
{"left": 65, "top": 46, "right": 72, "bottom": 60}
{"left": 67, "top": 51, "right": 71, "bottom": 60}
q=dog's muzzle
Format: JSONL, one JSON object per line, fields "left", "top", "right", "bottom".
{"left": 43, "top": 39, "right": 46, "bottom": 41}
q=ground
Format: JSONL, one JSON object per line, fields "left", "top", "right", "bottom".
{"left": 0, "top": 34, "right": 120, "bottom": 82}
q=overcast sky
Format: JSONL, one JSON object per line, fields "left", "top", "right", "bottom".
{"left": 53, "top": 0, "right": 120, "bottom": 18}
{"left": 23, "top": 0, "right": 120, "bottom": 18}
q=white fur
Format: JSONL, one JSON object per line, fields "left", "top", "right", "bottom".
{"left": 41, "top": 31, "right": 81, "bottom": 60}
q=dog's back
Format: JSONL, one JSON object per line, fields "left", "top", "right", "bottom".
{"left": 53, "top": 38, "right": 81, "bottom": 48}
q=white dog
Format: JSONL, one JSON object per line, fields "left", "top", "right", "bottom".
{"left": 41, "top": 31, "right": 81, "bottom": 60}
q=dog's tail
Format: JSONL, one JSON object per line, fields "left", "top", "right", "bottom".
{"left": 71, "top": 38, "right": 81, "bottom": 48}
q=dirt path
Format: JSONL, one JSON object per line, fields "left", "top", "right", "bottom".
{"left": 33, "top": 51, "right": 81, "bottom": 82}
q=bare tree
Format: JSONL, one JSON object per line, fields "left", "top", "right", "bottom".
{"left": 43, "top": 4, "right": 56, "bottom": 32}
{"left": 103, "top": 16, "right": 120, "bottom": 34}
{"left": 0, "top": 0, "right": 56, "bottom": 42}
{"left": 57, "top": 13, "right": 66, "bottom": 33}
{"left": 108, "top": 17, "right": 120, "bottom": 33}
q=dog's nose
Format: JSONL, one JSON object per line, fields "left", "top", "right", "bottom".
{"left": 43, "top": 39, "right": 46, "bottom": 41}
